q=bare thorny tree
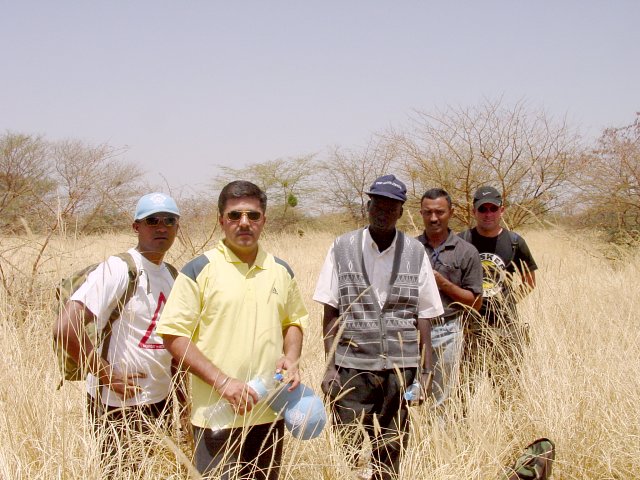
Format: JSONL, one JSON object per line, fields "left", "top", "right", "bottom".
{"left": 319, "top": 137, "right": 400, "bottom": 225}
{"left": 392, "top": 99, "right": 583, "bottom": 229}
{"left": 0, "top": 132, "right": 142, "bottom": 302}
{"left": 214, "top": 154, "right": 319, "bottom": 230}
{"left": 573, "top": 113, "right": 640, "bottom": 233}
{"left": 1, "top": 105, "right": 638, "bottom": 305}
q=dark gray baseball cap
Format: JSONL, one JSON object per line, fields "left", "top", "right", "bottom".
{"left": 473, "top": 186, "right": 502, "bottom": 208}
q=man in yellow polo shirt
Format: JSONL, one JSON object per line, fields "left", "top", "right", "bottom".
{"left": 157, "top": 180, "right": 308, "bottom": 480}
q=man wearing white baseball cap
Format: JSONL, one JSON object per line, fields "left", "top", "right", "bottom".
{"left": 54, "top": 192, "right": 183, "bottom": 475}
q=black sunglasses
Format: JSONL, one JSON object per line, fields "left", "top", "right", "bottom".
{"left": 226, "top": 210, "right": 263, "bottom": 222}
{"left": 477, "top": 205, "right": 500, "bottom": 213}
{"left": 138, "top": 216, "right": 179, "bottom": 227}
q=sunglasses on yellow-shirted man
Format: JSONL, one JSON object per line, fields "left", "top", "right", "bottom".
{"left": 225, "top": 210, "right": 263, "bottom": 222}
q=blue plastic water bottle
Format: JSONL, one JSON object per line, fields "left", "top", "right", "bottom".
{"left": 404, "top": 380, "right": 421, "bottom": 402}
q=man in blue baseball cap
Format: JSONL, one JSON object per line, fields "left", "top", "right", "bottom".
{"left": 314, "top": 174, "right": 443, "bottom": 479}
{"left": 54, "top": 192, "right": 184, "bottom": 475}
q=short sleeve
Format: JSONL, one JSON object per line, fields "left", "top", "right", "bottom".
{"left": 312, "top": 244, "right": 339, "bottom": 308}
{"left": 283, "top": 277, "right": 309, "bottom": 329}
{"left": 515, "top": 237, "right": 538, "bottom": 273}
{"left": 70, "top": 256, "right": 130, "bottom": 330}
{"left": 460, "top": 244, "right": 484, "bottom": 296}
{"left": 417, "top": 254, "right": 444, "bottom": 318}
{"left": 156, "top": 271, "right": 202, "bottom": 339}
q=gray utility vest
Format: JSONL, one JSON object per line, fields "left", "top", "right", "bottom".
{"left": 333, "top": 228, "right": 425, "bottom": 371}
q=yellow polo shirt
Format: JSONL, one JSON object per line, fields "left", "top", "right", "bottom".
{"left": 157, "top": 240, "right": 308, "bottom": 429}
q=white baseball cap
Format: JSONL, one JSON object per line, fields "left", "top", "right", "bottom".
{"left": 134, "top": 192, "right": 180, "bottom": 220}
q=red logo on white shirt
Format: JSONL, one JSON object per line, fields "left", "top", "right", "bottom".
{"left": 139, "top": 291, "right": 166, "bottom": 349}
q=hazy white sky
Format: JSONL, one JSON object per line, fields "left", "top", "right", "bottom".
{"left": 2, "top": 1, "right": 638, "bottom": 191}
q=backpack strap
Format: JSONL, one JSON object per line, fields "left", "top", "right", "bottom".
{"left": 507, "top": 231, "right": 520, "bottom": 267}
{"left": 164, "top": 262, "right": 179, "bottom": 280}
{"left": 99, "top": 252, "right": 139, "bottom": 360}
{"left": 459, "top": 229, "right": 472, "bottom": 243}
{"left": 94, "top": 252, "right": 139, "bottom": 409}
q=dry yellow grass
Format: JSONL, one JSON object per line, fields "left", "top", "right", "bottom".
{"left": 0, "top": 227, "right": 638, "bottom": 479}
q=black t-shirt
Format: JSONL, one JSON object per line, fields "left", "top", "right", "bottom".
{"left": 460, "top": 228, "right": 538, "bottom": 324}
{"left": 469, "top": 228, "right": 537, "bottom": 276}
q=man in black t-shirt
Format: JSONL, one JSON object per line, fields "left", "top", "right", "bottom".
{"left": 459, "top": 186, "right": 538, "bottom": 368}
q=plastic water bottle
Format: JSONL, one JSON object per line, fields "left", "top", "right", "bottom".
{"left": 202, "top": 375, "right": 276, "bottom": 430}
{"left": 404, "top": 379, "right": 421, "bottom": 403}
{"left": 247, "top": 377, "right": 270, "bottom": 400}
{"left": 202, "top": 400, "right": 236, "bottom": 430}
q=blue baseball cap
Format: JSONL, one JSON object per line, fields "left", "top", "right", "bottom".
{"left": 366, "top": 174, "right": 407, "bottom": 203}
{"left": 268, "top": 383, "right": 326, "bottom": 440}
{"left": 134, "top": 192, "right": 180, "bottom": 220}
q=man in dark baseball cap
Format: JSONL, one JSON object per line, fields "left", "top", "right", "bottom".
{"left": 314, "top": 173, "right": 443, "bottom": 479}
{"left": 459, "top": 185, "right": 538, "bottom": 381}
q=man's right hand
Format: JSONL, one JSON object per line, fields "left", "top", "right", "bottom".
{"left": 162, "top": 335, "right": 261, "bottom": 415}
{"left": 99, "top": 365, "right": 145, "bottom": 400}
{"left": 218, "top": 378, "right": 260, "bottom": 416}
{"left": 321, "top": 366, "right": 341, "bottom": 396}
